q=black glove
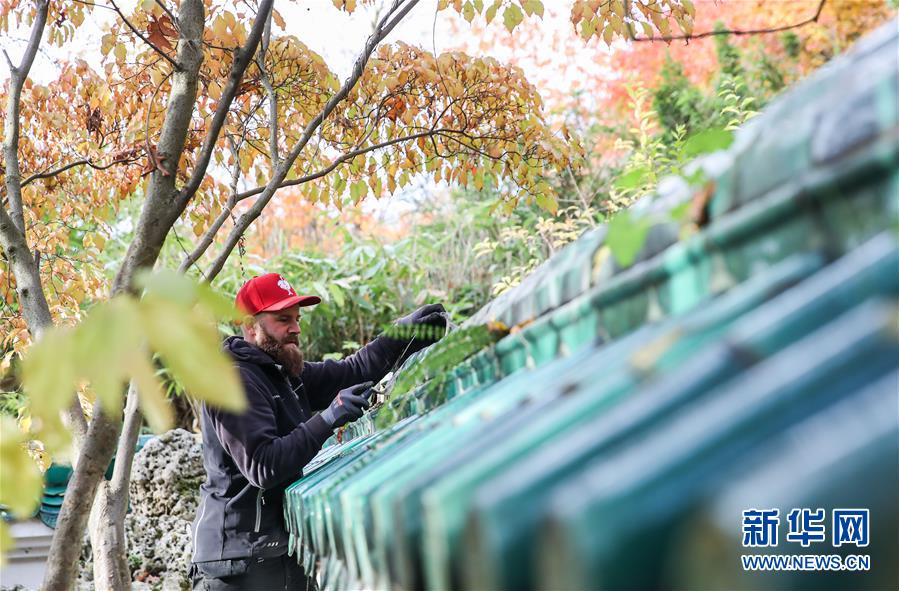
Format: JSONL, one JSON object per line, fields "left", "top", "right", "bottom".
{"left": 321, "top": 382, "right": 373, "bottom": 429}
{"left": 388, "top": 303, "right": 448, "bottom": 360}
{"left": 396, "top": 303, "right": 447, "bottom": 334}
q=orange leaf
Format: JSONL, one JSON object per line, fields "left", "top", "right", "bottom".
{"left": 146, "top": 16, "right": 177, "bottom": 51}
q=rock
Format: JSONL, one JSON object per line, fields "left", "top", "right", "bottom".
{"left": 125, "top": 428, "right": 204, "bottom": 590}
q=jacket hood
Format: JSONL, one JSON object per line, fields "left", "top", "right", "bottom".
{"left": 224, "top": 335, "right": 278, "bottom": 367}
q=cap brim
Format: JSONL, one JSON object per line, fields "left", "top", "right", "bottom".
{"left": 261, "top": 294, "right": 321, "bottom": 312}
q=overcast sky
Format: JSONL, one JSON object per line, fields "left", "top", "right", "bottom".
{"left": 1, "top": 1, "right": 605, "bottom": 224}
{"left": 2, "top": 1, "right": 465, "bottom": 83}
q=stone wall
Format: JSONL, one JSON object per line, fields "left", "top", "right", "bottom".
{"left": 126, "top": 428, "right": 204, "bottom": 590}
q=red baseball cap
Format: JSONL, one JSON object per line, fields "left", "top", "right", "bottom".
{"left": 235, "top": 273, "right": 321, "bottom": 316}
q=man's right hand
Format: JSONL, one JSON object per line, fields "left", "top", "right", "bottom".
{"left": 321, "top": 381, "right": 373, "bottom": 428}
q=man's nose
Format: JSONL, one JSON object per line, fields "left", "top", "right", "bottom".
{"left": 289, "top": 320, "right": 301, "bottom": 334}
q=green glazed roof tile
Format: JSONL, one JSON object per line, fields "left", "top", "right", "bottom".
{"left": 285, "top": 21, "right": 899, "bottom": 591}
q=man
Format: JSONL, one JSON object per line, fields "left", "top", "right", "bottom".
{"left": 190, "top": 273, "right": 445, "bottom": 590}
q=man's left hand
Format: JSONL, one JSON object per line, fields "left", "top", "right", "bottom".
{"left": 396, "top": 303, "right": 447, "bottom": 329}
{"left": 391, "top": 303, "right": 448, "bottom": 351}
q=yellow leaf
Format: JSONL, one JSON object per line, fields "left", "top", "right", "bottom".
{"left": 129, "top": 354, "right": 173, "bottom": 433}
{"left": 196, "top": 282, "right": 242, "bottom": 322}
{"left": 580, "top": 17, "right": 596, "bottom": 40}
{"left": 463, "top": 0, "right": 475, "bottom": 22}
{"left": 21, "top": 327, "right": 77, "bottom": 429}
{"left": 485, "top": 1, "right": 498, "bottom": 23}
{"left": 602, "top": 24, "right": 615, "bottom": 44}
{"left": 100, "top": 33, "right": 115, "bottom": 56}
{"left": 658, "top": 17, "right": 670, "bottom": 37}
{"left": 114, "top": 43, "right": 126, "bottom": 62}
{"left": 73, "top": 297, "right": 142, "bottom": 417}
{"left": 503, "top": 4, "right": 523, "bottom": 32}
{"left": 522, "top": 0, "right": 544, "bottom": 17}
{"left": 535, "top": 192, "right": 558, "bottom": 214}
{"left": 682, "top": 0, "right": 695, "bottom": 18}
{"left": 272, "top": 9, "right": 285, "bottom": 28}
{"left": 139, "top": 298, "right": 246, "bottom": 413}
{"left": 0, "top": 417, "right": 42, "bottom": 518}
{"left": 1, "top": 520, "right": 13, "bottom": 565}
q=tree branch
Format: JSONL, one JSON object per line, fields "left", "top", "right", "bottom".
{"left": 178, "top": 135, "right": 244, "bottom": 274}
{"left": 630, "top": 0, "right": 827, "bottom": 43}
{"left": 0, "top": 2, "right": 87, "bottom": 445}
{"left": 250, "top": 129, "right": 439, "bottom": 202}
{"left": 21, "top": 155, "right": 140, "bottom": 187}
{"left": 256, "top": 9, "right": 280, "bottom": 169}
{"left": 174, "top": 0, "right": 275, "bottom": 209}
{"left": 153, "top": 0, "right": 178, "bottom": 27}
{"left": 1, "top": 50, "right": 13, "bottom": 71}
{"left": 111, "top": 0, "right": 205, "bottom": 296}
{"left": 108, "top": 0, "right": 180, "bottom": 69}
{"left": 3, "top": 0, "right": 49, "bottom": 235}
{"left": 0, "top": 0, "right": 69, "bottom": 428}
{"left": 180, "top": 128, "right": 433, "bottom": 274}
{"left": 198, "top": 0, "right": 421, "bottom": 280}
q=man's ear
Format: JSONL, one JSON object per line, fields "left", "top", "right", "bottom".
{"left": 241, "top": 317, "right": 257, "bottom": 343}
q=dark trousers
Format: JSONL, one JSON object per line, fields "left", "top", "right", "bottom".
{"left": 190, "top": 554, "right": 311, "bottom": 590}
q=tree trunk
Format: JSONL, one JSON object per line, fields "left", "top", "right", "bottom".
{"left": 89, "top": 0, "right": 207, "bottom": 587}
{"left": 89, "top": 384, "right": 141, "bottom": 590}
{"left": 42, "top": 411, "right": 121, "bottom": 591}
{"left": 89, "top": 480, "right": 130, "bottom": 590}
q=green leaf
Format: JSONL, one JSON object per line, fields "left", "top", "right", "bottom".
{"left": 606, "top": 211, "right": 652, "bottom": 267}
{"left": 139, "top": 297, "right": 246, "bottom": 413}
{"left": 0, "top": 417, "right": 42, "bottom": 518}
{"left": 614, "top": 166, "right": 651, "bottom": 190}
{"left": 327, "top": 283, "right": 346, "bottom": 308}
{"left": 503, "top": 4, "right": 523, "bottom": 31}
{"left": 669, "top": 201, "right": 691, "bottom": 223}
{"left": 311, "top": 281, "right": 329, "bottom": 303}
{"left": 683, "top": 128, "right": 734, "bottom": 158}
{"left": 684, "top": 168, "right": 708, "bottom": 187}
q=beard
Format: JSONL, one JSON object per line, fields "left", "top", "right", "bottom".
{"left": 255, "top": 325, "right": 305, "bottom": 376}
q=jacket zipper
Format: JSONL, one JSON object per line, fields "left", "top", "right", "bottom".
{"left": 254, "top": 488, "right": 264, "bottom": 532}
{"left": 192, "top": 496, "right": 208, "bottom": 554}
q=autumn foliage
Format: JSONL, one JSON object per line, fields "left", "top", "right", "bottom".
{"left": 448, "top": 0, "right": 895, "bottom": 118}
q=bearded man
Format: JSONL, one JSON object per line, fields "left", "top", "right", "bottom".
{"left": 189, "top": 273, "right": 445, "bottom": 590}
